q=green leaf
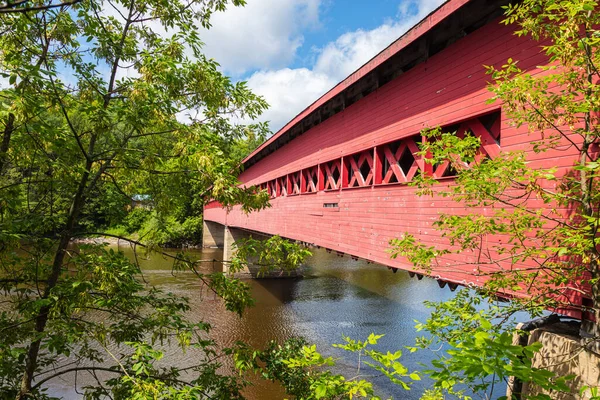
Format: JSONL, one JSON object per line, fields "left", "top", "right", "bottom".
{"left": 315, "top": 383, "right": 327, "bottom": 399}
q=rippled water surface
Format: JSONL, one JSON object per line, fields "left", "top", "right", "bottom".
{"left": 47, "top": 244, "right": 460, "bottom": 399}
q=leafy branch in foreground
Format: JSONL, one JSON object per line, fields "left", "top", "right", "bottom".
{"left": 0, "top": 0, "right": 280, "bottom": 397}
{"left": 414, "top": 291, "right": 573, "bottom": 400}
{"left": 0, "top": 242, "right": 251, "bottom": 399}
{"left": 229, "top": 235, "right": 312, "bottom": 276}
{"left": 390, "top": 0, "right": 600, "bottom": 332}
{"left": 236, "top": 333, "right": 421, "bottom": 400}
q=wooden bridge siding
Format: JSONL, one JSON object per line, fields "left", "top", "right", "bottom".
{"left": 204, "top": 16, "right": 582, "bottom": 291}
{"left": 206, "top": 186, "right": 484, "bottom": 285}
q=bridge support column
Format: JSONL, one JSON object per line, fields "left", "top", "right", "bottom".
{"left": 506, "top": 317, "right": 600, "bottom": 399}
{"left": 223, "top": 226, "right": 252, "bottom": 275}
{"left": 202, "top": 220, "right": 225, "bottom": 248}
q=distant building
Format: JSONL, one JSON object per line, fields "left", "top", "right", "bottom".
{"left": 131, "top": 194, "right": 152, "bottom": 209}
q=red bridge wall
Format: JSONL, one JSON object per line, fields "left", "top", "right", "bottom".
{"left": 204, "top": 16, "right": 580, "bottom": 305}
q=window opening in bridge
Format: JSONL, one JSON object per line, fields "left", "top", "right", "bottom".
{"left": 302, "top": 166, "right": 319, "bottom": 193}
{"left": 277, "top": 176, "right": 287, "bottom": 196}
{"left": 432, "top": 111, "right": 501, "bottom": 178}
{"left": 442, "top": 164, "right": 458, "bottom": 177}
{"left": 360, "top": 159, "right": 371, "bottom": 179}
{"left": 479, "top": 111, "right": 501, "bottom": 145}
{"left": 332, "top": 168, "right": 340, "bottom": 182}
{"left": 345, "top": 150, "right": 373, "bottom": 188}
{"left": 268, "top": 180, "right": 277, "bottom": 198}
{"left": 289, "top": 171, "right": 301, "bottom": 195}
{"left": 310, "top": 172, "right": 318, "bottom": 187}
{"left": 377, "top": 135, "right": 421, "bottom": 185}
{"left": 323, "top": 159, "right": 341, "bottom": 190}
{"left": 323, "top": 202, "right": 339, "bottom": 208}
{"left": 398, "top": 146, "right": 415, "bottom": 176}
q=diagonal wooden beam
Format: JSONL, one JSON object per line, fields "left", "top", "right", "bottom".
{"left": 467, "top": 118, "right": 500, "bottom": 159}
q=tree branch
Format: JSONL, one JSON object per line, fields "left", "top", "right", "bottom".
{"left": 0, "top": 0, "right": 83, "bottom": 14}
{"left": 31, "top": 366, "right": 123, "bottom": 390}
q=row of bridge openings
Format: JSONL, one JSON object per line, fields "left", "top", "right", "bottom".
{"left": 258, "top": 111, "right": 501, "bottom": 199}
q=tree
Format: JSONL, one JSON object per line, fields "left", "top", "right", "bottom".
{"left": 385, "top": 0, "right": 600, "bottom": 397}
{"left": 390, "top": 0, "right": 600, "bottom": 334}
{"left": 0, "top": 0, "right": 289, "bottom": 398}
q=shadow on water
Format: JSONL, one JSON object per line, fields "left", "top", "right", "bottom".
{"left": 46, "top": 244, "right": 504, "bottom": 399}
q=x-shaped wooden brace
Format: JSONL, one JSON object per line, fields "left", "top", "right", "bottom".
{"left": 302, "top": 166, "right": 319, "bottom": 192}
{"left": 468, "top": 117, "right": 500, "bottom": 159}
{"left": 433, "top": 117, "right": 500, "bottom": 178}
{"left": 289, "top": 172, "right": 301, "bottom": 194}
{"left": 278, "top": 177, "right": 287, "bottom": 196}
{"left": 323, "top": 161, "right": 341, "bottom": 190}
{"left": 268, "top": 180, "right": 277, "bottom": 198}
{"left": 347, "top": 151, "right": 373, "bottom": 187}
{"left": 382, "top": 139, "right": 421, "bottom": 183}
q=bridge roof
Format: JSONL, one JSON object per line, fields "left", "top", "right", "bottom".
{"left": 242, "top": 0, "right": 509, "bottom": 169}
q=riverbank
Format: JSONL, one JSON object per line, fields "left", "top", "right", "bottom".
{"left": 72, "top": 235, "right": 204, "bottom": 249}
{"left": 72, "top": 236, "right": 123, "bottom": 246}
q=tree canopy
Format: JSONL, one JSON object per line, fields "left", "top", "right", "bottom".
{"left": 0, "top": 0, "right": 277, "bottom": 398}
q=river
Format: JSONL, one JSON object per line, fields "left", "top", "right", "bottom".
{"left": 46, "top": 244, "right": 461, "bottom": 399}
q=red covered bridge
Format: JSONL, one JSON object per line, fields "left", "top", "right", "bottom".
{"left": 203, "top": 0, "right": 588, "bottom": 317}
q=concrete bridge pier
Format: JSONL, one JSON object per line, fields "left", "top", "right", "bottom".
{"left": 203, "top": 221, "right": 258, "bottom": 275}
{"left": 223, "top": 225, "right": 253, "bottom": 275}
{"left": 225, "top": 227, "right": 299, "bottom": 277}
{"left": 203, "top": 220, "right": 301, "bottom": 278}
{"left": 202, "top": 221, "right": 251, "bottom": 274}
{"left": 202, "top": 220, "right": 225, "bottom": 248}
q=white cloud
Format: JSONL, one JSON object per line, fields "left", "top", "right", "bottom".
{"left": 313, "top": 23, "right": 409, "bottom": 82}
{"left": 246, "top": 68, "right": 335, "bottom": 130}
{"left": 245, "top": 0, "right": 446, "bottom": 132}
{"left": 314, "top": 0, "right": 445, "bottom": 81}
{"left": 200, "top": 0, "right": 322, "bottom": 75}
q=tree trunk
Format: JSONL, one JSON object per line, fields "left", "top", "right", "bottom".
{"left": 0, "top": 113, "right": 14, "bottom": 175}
{"left": 15, "top": 158, "right": 93, "bottom": 399}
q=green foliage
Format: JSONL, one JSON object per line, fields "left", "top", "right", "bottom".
{"left": 581, "top": 385, "right": 600, "bottom": 400}
{"left": 2, "top": 0, "right": 599, "bottom": 399}
{"left": 0, "top": 0, "right": 278, "bottom": 397}
{"left": 0, "top": 244, "right": 255, "bottom": 399}
{"left": 80, "top": 183, "right": 132, "bottom": 230}
{"left": 413, "top": 291, "right": 572, "bottom": 399}
{"left": 226, "top": 122, "right": 270, "bottom": 162}
{"left": 123, "top": 208, "right": 152, "bottom": 234}
{"left": 230, "top": 235, "right": 313, "bottom": 276}
{"left": 334, "top": 334, "right": 419, "bottom": 391}
{"left": 204, "top": 272, "right": 255, "bottom": 316}
{"left": 135, "top": 212, "right": 204, "bottom": 247}
{"left": 246, "top": 333, "right": 420, "bottom": 400}
{"left": 389, "top": 0, "right": 600, "bottom": 329}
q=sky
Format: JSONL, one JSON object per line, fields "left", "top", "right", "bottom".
{"left": 199, "top": 0, "right": 446, "bottom": 132}
{"left": 0, "top": 0, "right": 447, "bottom": 133}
